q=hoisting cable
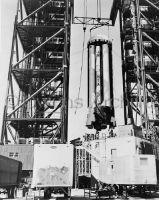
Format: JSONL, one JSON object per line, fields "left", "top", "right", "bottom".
{"left": 107, "top": 25, "right": 110, "bottom": 40}
{"left": 89, "top": 0, "right": 102, "bottom": 34}
{"left": 97, "top": 0, "right": 101, "bottom": 20}
{"left": 97, "top": 0, "right": 99, "bottom": 19}
{"left": 83, "top": 0, "right": 87, "bottom": 25}
{"left": 74, "top": 0, "right": 87, "bottom": 114}
{"left": 74, "top": 0, "right": 88, "bottom": 114}
{"left": 74, "top": 28, "right": 86, "bottom": 114}
{"left": 99, "top": 0, "right": 101, "bottom": 19}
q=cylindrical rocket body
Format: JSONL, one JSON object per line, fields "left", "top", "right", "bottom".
{"left": 95, "top": 46, "right": 102, "bottom": 105}
{"left": 87, "top": 35, "right": 113, "bottom": 130}
{"left": 88, "top": 45, "right": 96, "bottom": 108}
{"left": 102, "top": 43, "right": 111, "bottom": 107}
{"left": 88, "top": 36, "right": 112, "bottom": 108}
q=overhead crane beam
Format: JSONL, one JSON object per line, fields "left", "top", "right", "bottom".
{"left": 73, "top": 17, "right": 112, "bottom": 26}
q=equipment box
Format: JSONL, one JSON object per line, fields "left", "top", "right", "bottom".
{"left": 31, "top": 144, "right": 73, "bottom": 188}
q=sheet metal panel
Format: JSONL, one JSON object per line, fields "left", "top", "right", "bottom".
{"left": 99, "top": 155, "right": 157, "bottom": 185}
{"left": 32, "top": 144, "right": 73, "bottom": 188}
{"left": 89, "top": 137, "right": 157, "bottom": 184}
{"left": 0, "top": 155, "right": 22, "bottom": 186}
{"left": 0, "top": 145, "right": 34, "bottom": 170}
{"left": 156, "top": 159, "right": 159, "bottom": 181}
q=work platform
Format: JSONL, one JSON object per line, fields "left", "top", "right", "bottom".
{"left": 23, "top": 0, "right": 66, "bottom": 15}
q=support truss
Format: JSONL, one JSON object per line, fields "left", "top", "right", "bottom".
{"left": 119, "top": 0, "right": 159, "bottom": 139}
{"left": 1, "top": 0, "right": 72, "bottom": 144}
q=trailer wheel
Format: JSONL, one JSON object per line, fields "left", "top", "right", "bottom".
{"left": 22, "top": 186, "right": 28, "bottom": 197}
{"left": 44, "top": 188, "right": 51, "bottom": 199}
{"left": 64, "top": 187, "right": 71, "bottom": 198}
{"left": 7, "top": 187, "right": 16, "bottom": 198}
{"left": 14, "top": 187, "right": 17, "bottom": 198}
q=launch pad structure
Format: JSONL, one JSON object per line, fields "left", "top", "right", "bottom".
{"left": 0, "top": 0, "right": 159, "bottom": 198}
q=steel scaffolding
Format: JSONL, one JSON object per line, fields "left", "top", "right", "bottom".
{"left": 1, "top": 0, "right": 72, "bottom": 144}
{"left": 75, "top": 146, "right": 91, "bottom": 188}
{"left": 111, "top": 0, "right": 159, "bottom": 140}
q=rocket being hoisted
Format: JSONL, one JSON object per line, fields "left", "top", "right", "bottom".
{"left": 86, "top": 35, "right": 114, "bottom": 130}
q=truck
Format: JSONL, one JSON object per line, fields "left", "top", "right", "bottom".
{"left": 0, "top": 155, "right": 22, "bottom": 198}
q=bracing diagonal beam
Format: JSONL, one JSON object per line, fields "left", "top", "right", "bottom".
{"left": 140, "top": 12, "right": 153, "bottom": 25}
{"left": 130, "top": 102, "right": 141, "bottom": 116}
{"left": 146, "top": 88, "right": 159, "bottom": 106}
{"left": 18, "top": 0, "right": 53, "bottom": 24}
{"left": 144, "top": 0, "right": 159, "bottom": 11}
{"left": 6, "top": 124, "right": 17, "bottom": 144}
{"left": 46, "top": 101, "right": 62, "bottom": 118}
{"left": 31, "top": 82, "right": 62, "bottom": 117}
{"left": 143, "top": 32, "right": 159, "bottom": 47}
{"left": 7, "top": 72, "right": 63, "bottom": 118}
{"left": 12, "top": 28, "right": 64, "bottom": 69}
{"left": 143, "top": 48, "right": 157, "bottom": 65}
{"left": 146, "top": 74, "right": 159, "bottom": 87}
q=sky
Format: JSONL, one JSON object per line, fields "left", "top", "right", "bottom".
{"left": 0, "top": 0, "right": 124, "bottom": 142}
{"left": 0, "top": 0, "right": 18, "bottom": 133}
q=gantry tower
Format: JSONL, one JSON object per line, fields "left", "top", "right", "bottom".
{"left": 111, "top": 0, "right": 159, "bottom": 140}
{"left": 1, "top": 0, "right": 73, "bottom": 144}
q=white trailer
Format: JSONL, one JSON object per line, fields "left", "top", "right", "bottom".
{"left": 31, "top": 144, "right": 74, "bottom": 198}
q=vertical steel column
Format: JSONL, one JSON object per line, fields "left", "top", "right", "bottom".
{"left": 62, "top": 0, "right": 70, "bottom": 143}
{"left": 132, "top": 0, "right": 143, "bottom": 126}
{"left": 1, "top": 14, "right": 18, "bottom": 144}
{"left": 19, "top": 0, "right": 23, "bottom": 20}
{"left": 1, "top": 0, "right": 21, "bottom": 143}
{"left": 119, "top": 9, "right": 127, "bottom": 125}
{"left": 136, "top": 0, "right": 148, "bottom": 132}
